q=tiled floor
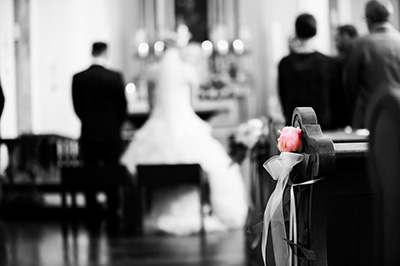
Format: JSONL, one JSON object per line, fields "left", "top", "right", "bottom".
{"left": 1, "top": 219, "right": 263, "bottom": 266}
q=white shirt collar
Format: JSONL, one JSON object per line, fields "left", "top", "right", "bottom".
{"left": 371, "top": 22, "right": 395, "bottom": 33}
{"left": 291, "top": 38, "right": 316, "bottom": 54}
{"left": 92, "top": 56, "right": 109, "bottom": 68}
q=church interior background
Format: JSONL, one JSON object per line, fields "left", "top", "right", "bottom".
{"left": 0, "top": 0, "right": 400, "bottom": 264}
{"left": 1, "top": 0, "right": 399, "bottom": 143}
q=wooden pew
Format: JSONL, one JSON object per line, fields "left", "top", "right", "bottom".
{"left": 60, "top": 164, "right": 134, "bottom": 233}
{"left": 367, "top": 88, "right": 400, "bottom": 265}
{"left": 135, "top": 164, "right": 208, "bottom": 236}
{"left": 284, "top": 107, "right": 373, "bottom": 265}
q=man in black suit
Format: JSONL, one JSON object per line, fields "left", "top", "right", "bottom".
{"left": 72, "top": 42, "right": 127, "bottom": 222}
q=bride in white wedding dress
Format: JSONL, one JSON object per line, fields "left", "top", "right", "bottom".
{"left": 120, "top": 44, "right": 248, "bottom": 235}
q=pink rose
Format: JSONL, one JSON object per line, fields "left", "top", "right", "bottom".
{"left": 277, "top": 126, "right": 302, "bottom": 152}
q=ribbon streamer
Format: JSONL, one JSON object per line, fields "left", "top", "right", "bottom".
{"left": 289, "top": 177, "right": 324, "bottom": 266}
{"left": 262, "top": 152, "right": 324, "bottom": 266}
{"left": 262, "top": 152, "right": 304, "bottom": 266}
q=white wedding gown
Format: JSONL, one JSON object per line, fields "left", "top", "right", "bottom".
{"left": 120, "top": 47, "right": 248, "bottom": 235}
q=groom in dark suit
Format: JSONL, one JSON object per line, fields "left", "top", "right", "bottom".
{"left": 72, "top": 42, "right": 127, "bottom": 220}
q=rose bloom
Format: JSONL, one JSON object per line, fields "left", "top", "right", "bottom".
{"left": 277, "top": 126, "right": 302, "bottom": 152}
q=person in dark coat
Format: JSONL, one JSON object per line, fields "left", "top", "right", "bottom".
{"left": 72, "top": 42, "right": 127, "bottom": 221}
{"left": 331, "top": 24, "right": 359, "bottom": 129}
{"left": 278, "top": 13, "right": 334, "bottom": 130}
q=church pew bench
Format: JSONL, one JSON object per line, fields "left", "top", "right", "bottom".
{"left": 366, "top": 88, "right": 400, "bottom": 265}
{"left": 60, "top": 165, "right": 135, "bottom": 233}
{"left": 134, "top": 164, "right": 209, "bottom": 236}
{"left": 272, "top": 107, "right": 374, "bottom": 265}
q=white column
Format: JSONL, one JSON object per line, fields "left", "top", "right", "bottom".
{"left": 336, "top": 0, "right": 353, "bottom": 24}
{"left": 298, "top": 0, "right": 332, "bottom": 54}
{"left": 0, "top": 0, "right": 18, "bottom": 138}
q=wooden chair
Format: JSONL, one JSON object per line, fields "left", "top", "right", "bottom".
{"left": 134, "top": 164, "right": 208, "bottom": 235}
{"left": 367, "top": 88, "right": 400, "bottom": 265}
{"left": 60, "top": 164, "right": 135, "bottom": 233}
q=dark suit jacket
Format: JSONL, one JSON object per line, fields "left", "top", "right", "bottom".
{"left": 345, "top": 22, "right": 400, "bottom": 129}
{"left": 72, "top": 65, "right": 127, "bottom": 143}
{"left": 278, "top": 51, "right": 334, "bottom": 129}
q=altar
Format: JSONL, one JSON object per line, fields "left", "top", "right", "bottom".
{"left": 126, "top": 98, "right": 232, "bottom": 129}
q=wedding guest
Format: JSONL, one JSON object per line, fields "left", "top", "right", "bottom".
{"left": 345, "top": 0, "right": 400, "bottom": 129}
{"left": 278, "top": 13, "right": 334, "bottom": 129}
{"left": 72, "top": 42, "right": 127, "bottom": 221}
{"left": 120, "top": 43, "right": 248, "bottom": 236}
{"left": 331, "top": 25, "right": 359, "bottom": 129}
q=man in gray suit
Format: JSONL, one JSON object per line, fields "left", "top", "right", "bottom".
{"left": 345, "top": 0, "right": 400, "bottom": 129}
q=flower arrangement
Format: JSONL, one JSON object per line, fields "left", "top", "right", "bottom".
{"left": 276, "top": 126, "right": 302, "bottom": 152}
{"left": 228, "top": 117, "right": 269, "bottom": 164}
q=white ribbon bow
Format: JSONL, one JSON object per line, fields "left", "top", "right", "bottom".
{"left": 262, "top": 153, "right": 324, "bottom": 266}
{"left": 262, "top": 152, "right": 303, "bottom": 266}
